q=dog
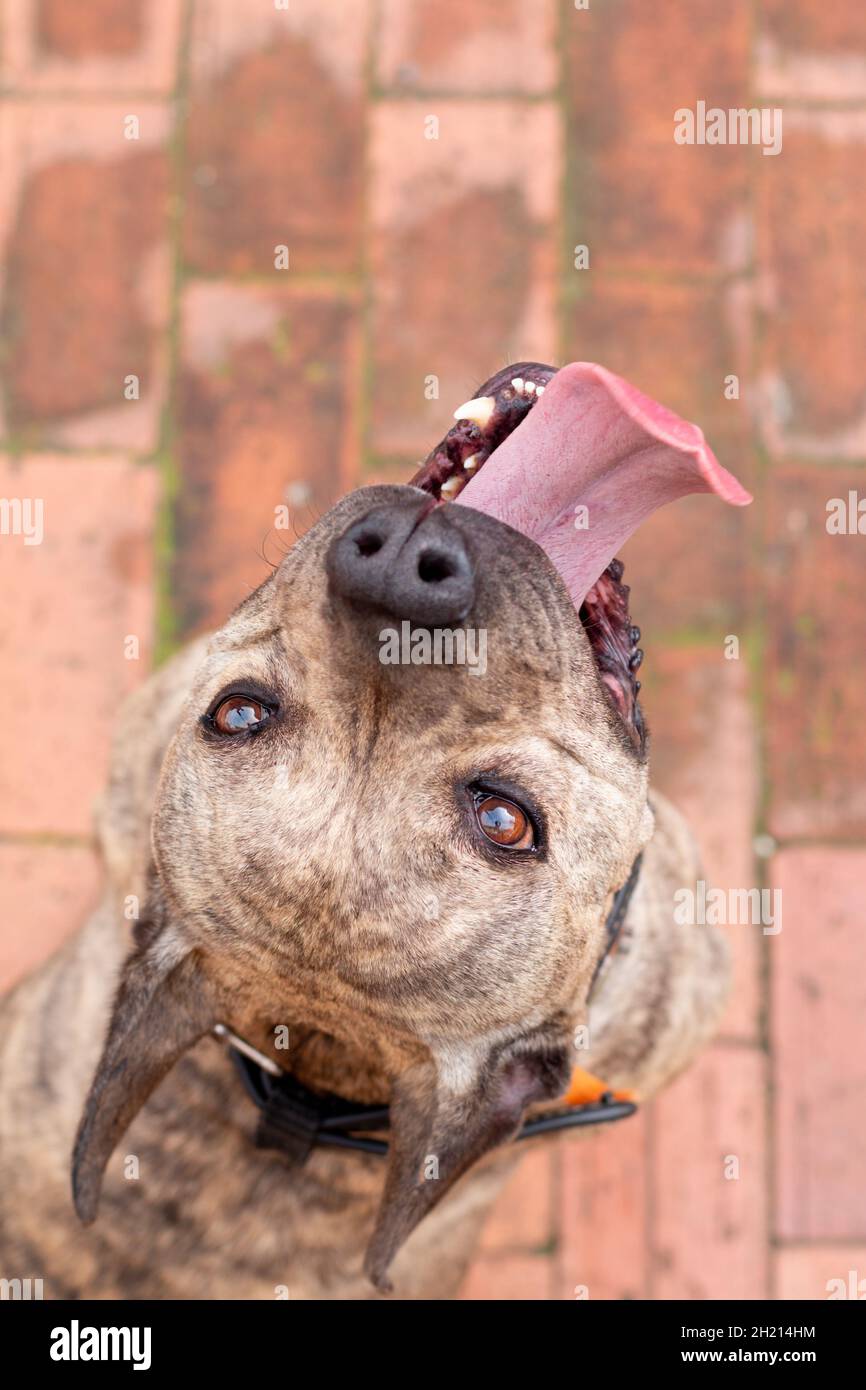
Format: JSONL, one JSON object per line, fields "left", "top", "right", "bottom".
{"left": 0, "top": 361, "right": 750, "bottom": 1299}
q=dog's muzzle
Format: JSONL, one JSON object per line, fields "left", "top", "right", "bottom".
{"left": 212, "top": 856, "right": 643, "bottom": 1166}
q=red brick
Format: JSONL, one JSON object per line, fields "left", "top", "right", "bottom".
{"left": 619, "top": 496, "right": 752, "bottom": 640}
{"left": 0, "top": 843, "right": 100, "bottom": 992}
{"left": 460, "top": 1253, "right": 552, "bottom": 1300}
{"left": 0, "top": 455, "right": 159, "bottom": 837}
{"left": 756, "top": 37, "right": 866, "bottom": 104}
{"left": 1, "top": 0, "right": 182, "bottom": 94}
{"left": 567, "top": 277, "right": 752, "bottom": 447}
{"left": 651, "top": 1044, "right": 768, "bottom": 1298}
{"left": 0, "top": 102, "right": 172, "bottom": 452}
{"left": 369, "top": 101, "right": 559, "bottom": 459}
{"left": 773, "top": 849, "right": 866, "bottom": 1241}
{"left": 765, "top": 467, "right": 866, "bottom": 839}
{"left": 564, "top": 0, "right": 751, "bottom": 276}
{"left": 5, "top": 155, "right": 168, "bottom": 428}
{"left": 761, "top": 3, "right": 866, "bottom": 53}
{"left": 184, "top": 0, "right": 367, "bottom": 276}
{"left": 557, "top": 1108, "right": 650, "bottom": 1300}
{"left": 775, "top": 1246, "right": 866, "bottom": 1301}
{"left": 376, "top": 0, "right": 557, "bottom": 94}
{"left": 479, "top": 1146, "right": 554, "bottom": 1253}
{"left": 175, "top": 282, "right": 360, "bottom": 634}
{"left": 37, "top": 0, "right": 145, "bottom": 57}
{"left": 639, "top": 652, "right": 761, "bottom": 1043}
{"left": 757, "top": 111, "right": 866, "bottom": 456}
{"left": 566, "top": 275, "right": 756, "bottom": 634}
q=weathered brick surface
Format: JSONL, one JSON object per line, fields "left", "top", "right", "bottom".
{"left": 773, "top": 849, "right": 866, "bottom": 1240}
{"left": 565, "top": 275, "right": 755, "bottom": 635}
{"left": 1, "top": 0, "right": 864, "bottom": 1305}
{"left": 0, "top": 843, "right": 100, "bottom": 993}
{"left": 761, "top": 2, "right": 866, "bottom": 53}
{"left": 478, "top": 1146, "right": 554, "bottom": 1253}
{"left": 619, "top": 496, "right": 751, "bottom": 640}
{"left": 639, "top": 652, "right": 761, "bottom": 1043}
{"left": 37, "top": 0, "right": 146, "bottom": 57}
{"left": 566, "top": 277, "right": 751, "bottom": 452}
{"left": 0, "top": 102, "right": 172, "bottom": 451}
{"left": 564, "top": 0, "right": 752, "bottom": 276}
{"left": 652, "top": 1044, "right": 769, "bottom": 1299}
{"left": 460, "top": 1252, "right": 552, "bottom": 1301}
{"left": 174, "top": 282, "right": 360, "bottom": 635}
{"left": 765, "top": 467, "right": 866, "bottom": 839}
{"left": 376, "top": 0, "right": 558, "bottom": 95}
{"left": 756, "top": 31, "right": 866, "bottom": 104}
{"left": 185, "top": 0, "right": 367, "bottom": 277}
{"left": 369, "top": 100, "right": 560, "bottom": 460}
{"left": 1, "top": 0, "right": 183, "bottom": 94}
{"left": 757, "top": 111, "right": 866, "bottom": 457}
{"left": 0, "top": 455, "right": 159, "bottom": 836}
{"left": 775, "top": 1245, "right": 866, "bottom": 1301}
{"left": 557, "top": 1109, "right": 650, "bottom": 1301}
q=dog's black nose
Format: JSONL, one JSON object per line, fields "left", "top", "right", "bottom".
{"left": 327, "top": 497, "right": 476, "bottom": 626}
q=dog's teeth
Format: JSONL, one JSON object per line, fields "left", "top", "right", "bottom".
{"left": 463, "top": 452, "right": 482, "bottom": 474}
{"left": 536, "top": 384, "right": 545, "bottom": 395}
{"left": 524, "top": 380, "right": 536, "bottom": 395}
{"left": 440, "top": 475, "right": 466, "bottom": 500}
{"left": 453, "top": 396, "right": 495, "bottom": 427}
{"left": 511, "top": 377, "right": 524, "bottom": 393}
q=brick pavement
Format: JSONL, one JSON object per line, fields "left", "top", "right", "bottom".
{"left": 1, "top": 1, "right": 863, "bottom": 1301}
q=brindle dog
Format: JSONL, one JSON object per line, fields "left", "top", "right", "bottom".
{"left": 0, "top": 362, "right": 748, "bottom": 1299}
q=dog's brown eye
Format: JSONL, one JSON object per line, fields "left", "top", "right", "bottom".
{"left": 212, "top": 696, "right": 270, "bottom": 734}
{"left": 475, "top": 794, "right": 534, "bottom": 849}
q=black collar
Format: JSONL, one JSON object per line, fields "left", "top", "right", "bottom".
{"left": 589, "top": 851, "right": 643, "bottom": 991}
{"left": 217, "top": 855, "right": 642, "bottom": 1168}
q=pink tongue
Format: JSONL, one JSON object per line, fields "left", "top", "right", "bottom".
{"left": 455, "top": 362, "right": 751, "bottom": 606}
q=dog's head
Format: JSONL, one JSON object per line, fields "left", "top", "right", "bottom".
{"left": 73, "top": 362, "right": 749, "bottom": 1288}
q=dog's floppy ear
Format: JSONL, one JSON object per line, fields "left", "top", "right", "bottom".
{"left": 364, "top": 1025, "right": 572, "bottom": 1291}
{"left": 72, "top": 930, "right": 215, "bottom": 1224}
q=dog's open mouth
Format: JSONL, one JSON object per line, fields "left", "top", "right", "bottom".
{"left": 411, "top": 361, "right": 751, "bottom": 746}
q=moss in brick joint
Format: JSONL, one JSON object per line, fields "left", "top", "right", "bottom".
{"left": 271, "top": 319, "right": 291, "bottom": 365}
{"left": 150, "top": 0, "right": 193, "bottom": 670}
{"left": 361, "top": 451, "right": 413, "bottom": 482}
{"left": 152, "top": 440, "right": 181, "bottom": 668}
{"left": 646, "top": 622, "right": 739, "bottom": 651}
{"left": 149, "top": 291, "right": 184, "bottom": 669}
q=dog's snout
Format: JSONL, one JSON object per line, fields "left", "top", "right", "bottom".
{"left": 327, "top": 498, "right": 476, "bottom": 626}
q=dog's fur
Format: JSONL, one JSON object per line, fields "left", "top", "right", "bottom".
{"left": 0, "top": 484, "right": 728, "bottom": 1299}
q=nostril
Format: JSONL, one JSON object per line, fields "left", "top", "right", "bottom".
{"left": 417, "top": 550, "right": 455, "bottom": 584}
{"left": 329, "top": 500, "right": 475, "bottom": 625}
{"left": 354, "top": 530, "right": 384, "bottom": 558}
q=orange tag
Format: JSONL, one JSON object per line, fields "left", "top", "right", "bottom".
{"left": 563, "top": 1065, "right": 635, "bottom": 1108}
